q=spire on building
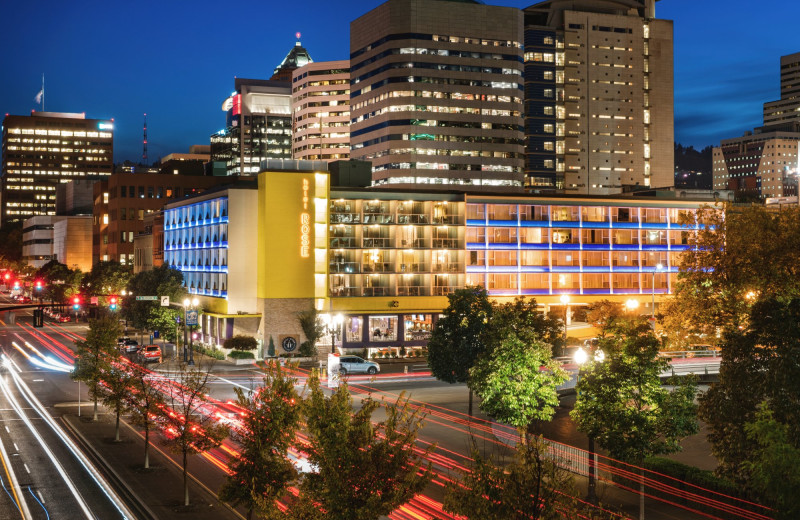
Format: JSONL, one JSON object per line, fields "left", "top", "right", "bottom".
{"left": 270, "top": 33, "right": 312, "bottom": 81}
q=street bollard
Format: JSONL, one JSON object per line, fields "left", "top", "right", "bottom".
{"left": 404, "top": 365, "right": 408, "bottom": 374}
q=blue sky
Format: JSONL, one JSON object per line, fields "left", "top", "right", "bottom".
{"left": 1, "top": 0, "right": 797, "bottom": 162}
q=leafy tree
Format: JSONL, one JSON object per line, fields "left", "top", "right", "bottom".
{"left": 0, "top": 223, "right": 23, "bottom": 262}
{"left": 124, "top": 265, "right": 186, "bottom": 331}
{"left": 744, "top": 404, "right": 800, "bottom": 519}
{"left": 223, "top": 335, "right": 258, "bottom": 351}
{"left": 699, "top": 298, "right": 800, "bottom": 483}
{"left": 288, "top": 373, "right": 434, "bottom": 520}
{"left": 470, "top": 335, "right": 567, "bottom": 438}
{"left": 585, "top": 299, "right": 624, "bottom": 338}
{"left": 427, "top": 286, "right": 493, "bottom": 417}
{"left": 99, "top": 365, "right": 132, "bottom": 441}
{"left": 296, "top": 306, "right": 323, "bottom": 356}
{"left": 35, "top": 259, "right": 83, "bottom": 303}
{"left": 570, "top": 319, "right": 698, "bottom": 520}
{"left": 126, "top": 364, "right": 165, "bottom": 469}
{"left": 146, "top": 305, "right": 182, "bottom": 342}
{"left": 160, "top": 362, "right": 229, "bottom": 506}
{"left": 483, "top": 297, "right": 563, "bottom": 351}
{"left": 219, "top": 361, "right": 302, "bottom": 519}
{"left": 444, "top": 436, "right": 614, "bottom": 520}
{"left": 71, "top": 316, "right": 122, "bottom": 421}
{"left": 81, "top": 260, "right": 132, "bottom": 297}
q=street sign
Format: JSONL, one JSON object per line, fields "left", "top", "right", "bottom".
{"left": 160, "top": 296, "right": 170, "bottom": 307}
{"left": 90, "top": 296, "right": 98, "bottom": 305}
{"left": 136, "top": 296, "right": 158, "bottom": 301}
{"left": 186, "top": 310, "right": 198, "bottom": 326}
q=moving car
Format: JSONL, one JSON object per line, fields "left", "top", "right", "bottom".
{"left": 124, "top": 339, "right": 139, "bottom": 353}
{"left": 137, "top": 345, "right": 162, "bottom": 364}
{"left": 338, "top": 356, "right": 380, "bottom": 375}
{"left": 57, "top": 315, "right": 71, "bottom": 323}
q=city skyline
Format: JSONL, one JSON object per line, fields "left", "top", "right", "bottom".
{"left": 1, "top": 0, "right": 797, "bottom": 163}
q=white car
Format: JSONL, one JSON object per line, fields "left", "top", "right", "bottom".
{"left": 338, "top": 356, "right": 380, "bottom": 375}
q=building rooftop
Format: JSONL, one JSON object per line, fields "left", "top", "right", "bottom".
{"left": 271, "top": 36, "right": 312, "bottom": 81}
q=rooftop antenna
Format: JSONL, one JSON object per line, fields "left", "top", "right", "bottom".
{"left": 142, "top": 113, "right": 148, "bottom": 164}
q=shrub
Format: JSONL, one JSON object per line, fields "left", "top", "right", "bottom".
{"left": 399, "top": 345, "right": 407, "bottom": 358}
{"left": 228, "top": 350, "right": 255, "bottom": 360}
{"left": 299, "top": 340, "right": 317, "bottom": 357}
{"left": 223, "top": 335, "right": 257, "bottom": 351}
{"left": 195, "top": 345, "right": 225, "bottom": 360}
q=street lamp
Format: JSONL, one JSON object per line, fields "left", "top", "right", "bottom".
{"left": 651, "top": 263, "right": 663, "bottom": 327}
{"left": 183, "top": 297, "right": 200, "bottom": 365}
{"left": 625, "top": 299, "right": 639, "bottom": 313}
{"left": 321, "top": 313, "right": 343, "bottom": 355}
{"left": 559, "top": 294, "right": 571, "bottom": 343}
{"left": 574, "top": 345, "right": 605, "bottom": 504}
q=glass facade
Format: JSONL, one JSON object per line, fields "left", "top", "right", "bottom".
{"left": 163, "top": 196, "right": 229, "bottom": 297}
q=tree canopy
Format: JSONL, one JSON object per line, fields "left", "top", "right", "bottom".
{"left": 124, "top": 265, "right": 186, "bottom": 331}
{"left": 81, "top": 260, "right": 132, "bottom": 297}
{"left": 71, "top": 315, "right": 122, "bottom": 420}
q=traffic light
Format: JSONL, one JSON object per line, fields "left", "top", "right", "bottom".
{"left": 72, "top": 295, "right": 81, "bottom": 310}
{"left": 35, "top": 280, "right": 43, "bottom": 291}
{"left": 109, "top": 296, "right": 118, "bottom": 311}
{"left": 3, "top": 272, "right": 10, "bottom": 282}
{"left": 33, "top": 309, "right": 43, "bottom": 328}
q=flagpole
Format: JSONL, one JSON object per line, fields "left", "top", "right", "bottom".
{"left": 42, "top": 74, "right": 45, "bottom": 112}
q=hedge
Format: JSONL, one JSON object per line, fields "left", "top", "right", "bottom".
{"left": 228, "top": 350, "right": 255, "bottom": 360}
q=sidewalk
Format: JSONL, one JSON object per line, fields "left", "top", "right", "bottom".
{"left": 62, "top": 412, "right": 242, "bottom": 520}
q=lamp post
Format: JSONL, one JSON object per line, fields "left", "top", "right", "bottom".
{"left": 321, "top": 313, "right": 343, "bottom": 355}
{"left": 625, "top": 298, "right": 639, "bottom": 315}
{"left": 574, "top": 346, "right": 605, "bottom": 504}
{"left": 183, "top": 297, "right": 199, "bottom": 365}
{"left": 559, "top": 294, "right": 571, "bottom": 344}
{"left": 651, "top": 263, "right": 663, "bottom": 327}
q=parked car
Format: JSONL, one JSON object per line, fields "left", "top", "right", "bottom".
{"left": 57, "top": 315, "right": 71, "bottom": 323}
{"left": 16, "top": 296, "right": 31, "bottom": 303}
{"left": 124, "top": 339, "right": 139, "bottom": 353}
{"left": 137, "top": 345, "right": 162, "bottom": 364}
{"left": 117, "top": 337, "right": 130, "bottom": 348}
{"left": 338, "top": 356, "right": 380, "bottom": 375}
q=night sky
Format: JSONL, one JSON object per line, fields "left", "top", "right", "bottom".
{"left": 1, "top": 0, "right": 797, "bottom": 163}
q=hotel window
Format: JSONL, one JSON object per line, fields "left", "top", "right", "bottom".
{"left": 405, "top": 314, "right": 433, "bottom": 341}
{"left": 129, "top": 186, "right": 135, "bottom": 197}
{"left": 466, "top": 227, "right": 485, "bottom": 243}
{"left": 520, "top": 250, "right": 548, "bottom": 266}
{"left": 138, "top": 186, "right": 145, "bottom": 198}
{"left": 345, "top": 316, "right": 362, "bottom": 343}
{"left": 488, "top": 204, "right": 516, "bottom": 221}
{"left": 612, "top": 207, "right": 637, "bottom": 223}
{"left": 613, "top": 229, "right": 638, "bottom": 245}
{"left": 552, "top": 251, "right": 579, "bottom": 266}
{"left": 552, "top": 229, "right": 576, "bottom": 244}
{"left": 583, "top": 273, "right": 610, "bottom": 289}
{"left": 488, "top": 273, "right": 517, "bottom": 290}
{"left": 612, "top": 251, "right": 639, "bottom": 267}
{"left": 466, "top": 273, "right": 485, "bottom": 286}
{"left": 642, "top": 208, "right": 666, "bottom": 224}
{"left": 369, "top": 316, "right": 397, "bottom": 342}
{"left": 488, "top": 227, "right": 517, "bottom": 244}
{"left": 147, "top": 187, "right": 154, "bottom": 198}
{"left": 120, "top": 208, "right": 127, "bottom": 221}
{"left": 642, "top": 229, "right": 666, "bottom": 245}
{"left": 466, "top": 204, "right": 485, "bottom": 220}
{"left": 544, "top": 89, "right": 554, "bottom": 98}
{"left": 551, "top": 206, "right": 578, "bottom": 221}
{"left": 554, "top": 272, "right": 579, "bottom": 289}
{"left": 581, "top": 229, "right": 609, "bottom": 245}
{"left": 120, "top": 186, "right": 127, "bottom": 198}
{"left": 468, "top": 251, "right": 485, "bottom": 266}
{"left": 520, "top": 227, "right": 547, "bottom": 244}
{"left": 613, "top": 273, "right": 639, "bottom": 289}
{"left": 519, "top": 205, "right": 548, "bottom": 221}
{"left": 581, "top": 207, "right": 606, "bottom": 222}
{"left": 544, "top": 141, "right": 554, "bottom": 151}
{"left": 543, "top": 106, "right": 554, "bottom": 115}
{"left": 489, "top": 250, "right": 517, "bottom": 266}
{"left": 643, "top": 251, "right": 669, "bottom": 267}
{"left": 668, "top": 230, "right": 690, "bottom": 245}
{"left": 521, "top": 273, "right": 549, "bottom": 289}
{"left": 583, "top": 251, "right": 609, "bottom": 266}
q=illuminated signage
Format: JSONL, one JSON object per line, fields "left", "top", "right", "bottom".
{"left": 300, "top": 178, "right": 310, "bottom": 258}
{"left": 98, "top": 122, "right": 113, "bottom": 130}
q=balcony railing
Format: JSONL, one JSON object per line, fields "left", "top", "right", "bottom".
{"left": 363, "top": 287, "right": 391, "bottom": 297}
{"left": 432, "top": 238, "right": 460, "bottom": 248}
{"left": 432, "top": 286, "right": 458, "bottom": 296}
{"left": 330, "top": 213, "right": 360, "bottom": 224}
{"left": 397, "top": 214, "right": 429, "bottom": 224}
{"left": 398, "top": 263, "right": 427, "bottom": 273}
{"left": 397, "top": 286, "right": 427, "bottom": 296}
{"left": 329, "top": 262, "right": 359, "bottom": 273}
{"left": 363, "top": 238, "right": 391, "bottom": 248}
{"left": 362, "top": 262, "right": 393, "bottom": 273}
{"left": 330, "top": 237, "right": 357, "bottom": 248}
{"left": 431, "top": 262, "right": 463, "bottom": 273}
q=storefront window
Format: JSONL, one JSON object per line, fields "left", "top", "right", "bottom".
{"left": 404, "top": 314, "right": 433, "bottom": 341}
{"left": 345, "top": 316, "right": 362, "bottom": 343}
{"left": 369, "top": 316, "right": 397, "bottom": 342}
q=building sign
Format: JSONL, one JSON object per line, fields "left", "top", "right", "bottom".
{"left": 300, "top": 178, "right": 310, "bottom": 258}
{"left": 98, "top": 122, "right": 113, "bottom": 130}
{"left": 281, "top": 335, "right": 298, "bottom": 352}
{"left": 186, "top": 310, "right": 198, "bottom": 326}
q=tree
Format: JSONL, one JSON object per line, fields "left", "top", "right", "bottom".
{"left": 223, "top": 335, "right": 258, "bottom": 351}
{"left": 483, "top": 297, "right": 563, "bottom": 351}
{"left": 570, "top": 319, "right": 698, "bottom": 520}
{"left": 124, "top": 265, "right": 186, "bottom": 332}
{"left": 146, "top": 305, "right": 182, "bottom": 342}
{"left": 585, "top": 299, "right": 624, "bottom": 338}
{"left": 296, "top": 306, "right": 323, "bottom": 357}
{"left": 99, "top": 365, "right": 132, "bottom": 441}
{"left": 744, "top": 404, "right": 800, "bottom": 519}
{"left": 699, "top": 298, "right": 800, "bottom": 484}
{"left": 35, "top": 259, "right": 83, "bottom": 303}
{"left": 444, "top": 436, "right": 613, "bottom": 520}
{"left": 267, "top": 336, "right": 276, "bottom": 358}
{"left": 219, "top": 361, "right": 302, "bottom": 519}
{"left": 0, "top": 223, "right": 23, "bottom": 262}
{"left": 288, "top": 373, "right": 434, "bottom": 520}
{"left": 427, "top": 286, "right": 493, "bottom": 417}
{"left": 81, "top": 260, "right": 132, "bottom": 297}
{"left": 71, "top": 315, "right": 122, "bottom": 421}
{"left": 126, "top": 364, "right": 165, "bottom": 469}
{"left": 470, "top": 335, "right": 567, "bottom": 438}
{"left": 160, "top": 362, "right": 229, "bottom": 506}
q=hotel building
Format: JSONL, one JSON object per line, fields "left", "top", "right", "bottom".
{"left": 763, "top": 52, "right": 800, "bottom": 130}
{"left": 162, "top": 162, "right": 706, "bottom": 354}
{"left": 348, "top": 0, "right": 526, "bottom": 191}
{"left": 292, "top": 60, "right": 351, "bottom": 162}
{"left": 522, "top": 0, "right": 674, "bottom": 194}
{"left": 1, "top": 112, "right": 113, "bottom": 226}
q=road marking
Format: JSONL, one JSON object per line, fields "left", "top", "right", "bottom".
{"left": 37, "top": 490, "right": 44, "bottom": 504}
{"left": 23, "top": 464, "right": 29, "bottom": 474}
{"left": 31, "top": 380, "right": 43, "bottom": 383}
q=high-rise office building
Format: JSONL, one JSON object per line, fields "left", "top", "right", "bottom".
{"left": 211, "top": 41, "right": 311, "bottom": 176}
{"left": 523, "top": 0, "right": 674, "bottom": 194}
{"left": 292, "top": 60, "right": 351, "bottom": 162}
{"left": 763, "top": 52, "right": 800, "bottom": 130}
{"left": 349, "top": 0, "right": 526, "bottom": 191}
{"left": 1, "top": 112, "right": 113, "bottom": 226}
